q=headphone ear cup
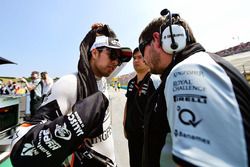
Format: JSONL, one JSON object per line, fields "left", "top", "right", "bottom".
{"left": 160, "top": 23, "right": 168, "bottom": 46}
{"left": 161, "top": 24, "right": 187, "bottom": 54}
{"left": 171, "top": 42, "right": 178, "bottom": 50}
{"left": 185, "top": 29, "right": 190, "bottom": 43}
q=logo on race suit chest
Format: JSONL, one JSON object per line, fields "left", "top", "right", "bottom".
{"left": 83, "top": 125, "right": 112, "bottom": 147}
{"left": 67, "top": 112, "right": 85, "bottom": 137}
{"left": 21, "top": 141, "right": 39, "bottom": 156}
{"left": 55, "top": 123, "right": 72, "bottom": 140}
{"left": 42, "top": 129, "right": 61, "bottom": 150}
{"left": 36, "top": 129, "right": 61, "bottom": 157}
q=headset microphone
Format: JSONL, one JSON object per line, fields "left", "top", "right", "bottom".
{"left": 160, "top": 8, "right": 169, "bottom": 16}
{"left": 160, "top": 9, "right": 178, "bottom": 50}
{"left": 160, "top": 8, "right": 187, "bottom": 54}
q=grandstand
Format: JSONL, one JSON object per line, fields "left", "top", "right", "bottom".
{"left": 216, "top": 42, "right": 250, "bottom": 83}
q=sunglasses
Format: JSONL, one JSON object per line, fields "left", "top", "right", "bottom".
{"left": 138, "top": 38, "right": 152, "bottom": 57}
{"left": 97, "top": 47, "right": 122, "bottom": 66}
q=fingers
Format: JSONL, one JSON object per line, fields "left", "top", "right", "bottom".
{"left": 91, "top": 23, "right": 104, "bottom": 30}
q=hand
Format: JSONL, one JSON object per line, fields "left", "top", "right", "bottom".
{"left": 91, "top": 23, "right": 104, "bottom": 30}
{"left": 20, "top": 77, "right": 26, "bottom": 83}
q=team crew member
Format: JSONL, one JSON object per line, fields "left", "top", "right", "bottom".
{"left": 41, "top": 71, "right": 54, "bottom": 100}
{"left": 139, "top": 8, "right": 250, "bottom": 167}
{"left": 20, "top": 71, "right": 43, "bottom": 117}
{"left": 123, "top": 47, "right": 160, "bottom": 167}
{"left": 10, "top": 23, "right": 132, "bottom": 167}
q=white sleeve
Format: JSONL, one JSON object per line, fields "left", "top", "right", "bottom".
{"left": 164, "top": 53, "right": 247, "bottom": 167}
{"left": 42, "top": 73, "right": 77, "bottom": 115}
{"left": 150, "top": 74, "right": 161, "bottom": 89}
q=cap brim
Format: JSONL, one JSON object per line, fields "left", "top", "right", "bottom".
{"left": 90, "top": 36, "right": 132, "bottom": 63}
{"left": 120, "top": 47, "right": 132, "bottom": 62}
{"left": 106, "top": 46, "right": 132, "bottom": 63}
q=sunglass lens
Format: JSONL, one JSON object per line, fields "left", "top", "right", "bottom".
{"left": 139, "top": 41, "right": 147, "bottom": 57}
{"left": 109, "top": 50, "right": 119, "bottom": 60}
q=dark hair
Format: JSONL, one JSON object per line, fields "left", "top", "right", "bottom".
{"left": 133, "top": 47, "right": 140, "bottom": 55}
{"left": 41, "top": 71, "right": 47, "bottom": 75}
{"left": 139, "top": 16, "right": 196, "bottom": 45}
{"left": 41, "top": 71, "right": 47, "bottom": 79}
{"left": 139, "top": 17, "right": 165, "bottom": 43}
{"left": 77, "top": 24, "right": 117, "bottom": 100}
{"left": 79, "top": 24, "right": 117, "bottom": 60}
{"left": 31, "top": 71, "right": 39, "bottom": 75}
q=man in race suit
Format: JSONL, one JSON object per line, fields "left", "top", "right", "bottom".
{"left": 10, "top": 23, "right": 132, "bottom": 167}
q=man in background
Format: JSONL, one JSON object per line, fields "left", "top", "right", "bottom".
{"left": 123, "top": 47, "right": 160, "bottom": 167}
{"left": 41, "top": 71, "right": 54, "bottom": 100}
{"left": 21, "top": 71, "right": 43, "bottom": 117}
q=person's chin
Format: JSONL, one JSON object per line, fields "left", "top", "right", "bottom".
{"left": 103, "top": 72, "right": 111, "bottom": 77}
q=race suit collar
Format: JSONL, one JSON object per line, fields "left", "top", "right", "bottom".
{"left": 160, "top": 43, "right": 205, "bottom": 81}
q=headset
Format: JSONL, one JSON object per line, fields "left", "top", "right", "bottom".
{"left": 160, "top": 9, "right": 187, "bottom": 54}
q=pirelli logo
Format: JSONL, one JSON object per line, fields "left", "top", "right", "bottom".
{"left": 174, "top": 94, "right": 207, "bottom": 104}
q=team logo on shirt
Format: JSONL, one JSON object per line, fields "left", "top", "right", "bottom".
{"left": 174, "top": 129, "right": 210, "bottom": 145}
{"left": 140, "top": 83, "right": 149, "bottom": 95}
{"left": 55, "top": 123, "right": 72, "bottom": 140}
{"left": 177, "top": 106, "right": 202, "bottom": 127}
{"left": 173, "top": 70, "right": 204, "bottom": 78}
{"left": 67, "top": 112, "right": 85, "bottom": 137}
{"left": 83, "top": 125, "right": 112, "bottom": 147}
{"left": 21, "top": 141, "right": 39, "bottom": 156}
{"left": 174, "top": 94, "right": 207, "bottom": 103}
{"left": 173, "top": 79, "right": 205, "bottom": 92}
{"left": 128, "top": 81, "right": 134, "bottom": 92}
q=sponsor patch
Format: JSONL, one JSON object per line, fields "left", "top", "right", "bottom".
{"left": 37, "top": 129, "right": 61, "bottom": 157}
{"left": 174, "top": 129, "right": 210, "bottom": 145}
{"left": 42, "top": 129, "right": 61, "bottom": 150}
{"left": 174, "top": 94, "right": 207, "bottom": 104}
{"left": 54, "top": 123, "right": 72, "bottom": 140}
{"left": 173, "top": 79, "right": 205, "bottom": 92}
{"left": 177, "top": 106, "right": 202, "bottom": 127}
{"left": 173, "top": 70, "right": 204, "bottom": 78}
{"left": 83, "top": 125, "right": 112, "bottom": 147}
{"left": 21, "top": 141, "right": 39, "bottom": 156}
{"left": 67, "top": 112, "right": 85, "bottom": 137}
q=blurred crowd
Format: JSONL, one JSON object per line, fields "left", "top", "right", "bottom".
{"left": 0, "top": 71, "right": 54, "bottom": 96}
{"left": 0, "top": 79, "right": 27, "bottom": 95}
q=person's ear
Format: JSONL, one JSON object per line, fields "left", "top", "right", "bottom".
{"left": 91, "top": 49, "right": 99, "bottom": 59}
{"left": 152, "top": 32, "right": 161, "bottom": 48}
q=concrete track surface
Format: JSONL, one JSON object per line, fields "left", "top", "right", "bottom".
{"left": 109, "top": 87, "right": 129, "bottom": 167}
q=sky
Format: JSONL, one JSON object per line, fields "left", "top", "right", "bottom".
{"left": 0, "top": 0, "right": 250, "bottom": 78}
